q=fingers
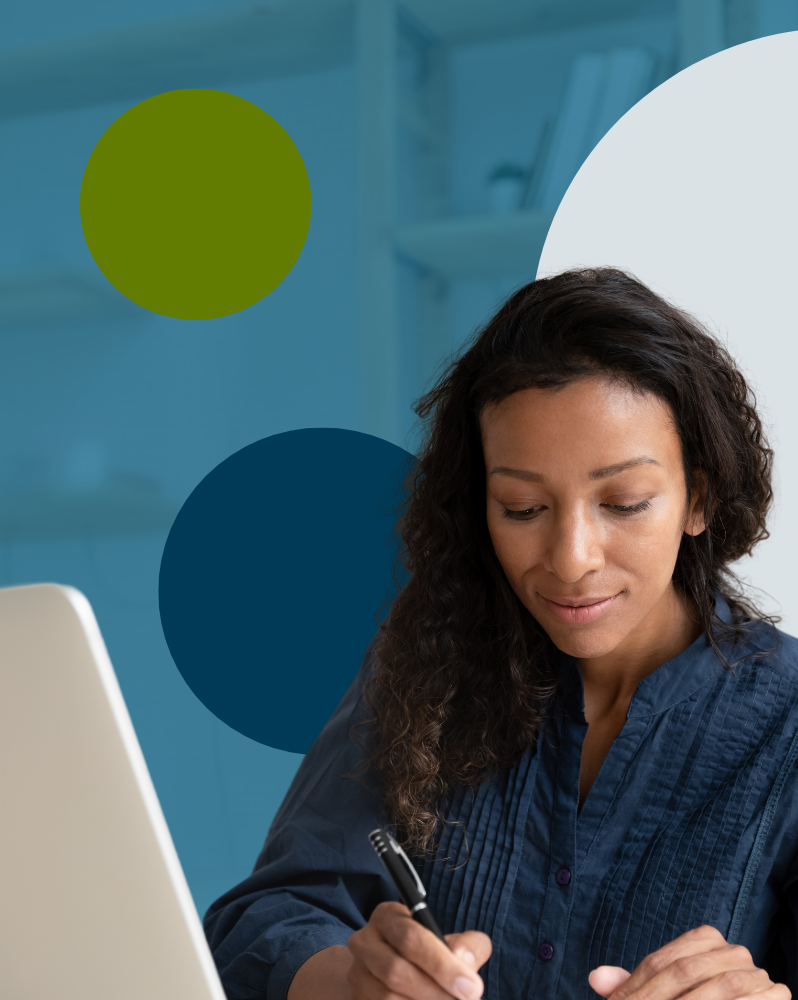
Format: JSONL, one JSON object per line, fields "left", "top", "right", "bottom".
{"left": 638, "top": 969, "right": 783, "bottom": 1000}
{"left": 689, "top": 968, "right": 777, "bottom": 1000}
{"left": 349, "top": 960, "right": 433, "bottom": 1000}
{"left": 605, "top": 927, "right": 783, "bottom": 1000}
{"left": 735, "top": 985, "right": 793, "bottom": 1000}
{"left": 347, "top": 902, "right": 486, "bottom": 1000}
{"left": 590, "top": 967, "right": 632, "bottom": 997}
{"left": 609, "top": 927, "right": 732, "bottom": 1000}
{"left": 348, "top": 932, "right": 454, "bottom": 1000}
{"left": 375, "top": 904, "right": 485, "bottom": 1000}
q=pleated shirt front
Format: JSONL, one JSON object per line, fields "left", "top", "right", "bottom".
{"left": 204, "top": 606, "right": 798, "bottom": 1000}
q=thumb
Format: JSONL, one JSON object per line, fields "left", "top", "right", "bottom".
{"left": 589, "top": 966, "right": 631, "bottom": 997}
{"left": 446, "top": 931, "right": 492, "bottom": 971}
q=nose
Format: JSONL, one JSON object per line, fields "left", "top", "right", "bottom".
{"left": 543, "top": 506, "right": 605, "bottom": 583}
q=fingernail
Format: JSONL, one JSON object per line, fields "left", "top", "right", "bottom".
{"left": 455, "top": 948, "right": 477, "bottom": 967}
{"left": 454, "top": 975, "right": 482, "bottom": 1000}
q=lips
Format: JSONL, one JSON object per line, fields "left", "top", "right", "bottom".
{"left": 537, "top": 592, "right": 621, "bottom": 624}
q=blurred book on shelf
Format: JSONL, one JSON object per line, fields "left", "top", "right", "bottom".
{"left": 395, "top": 46, "right": 657, "bottom": 282}
{"left": 0, "top": 267, "right": 147, "bottom": 331}
{"left": 533, "top": 47, "right": 656, "bottom": 211}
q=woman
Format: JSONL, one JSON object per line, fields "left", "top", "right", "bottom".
{"left": 204, "top": 269, "right": 798, "bottom": 1000}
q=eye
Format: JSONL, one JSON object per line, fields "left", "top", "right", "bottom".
{"left": 502, "top": 505, "right": 546, "bottom": 520}
{"left": 602, "top": 499, "right": 652, "bottom": 516}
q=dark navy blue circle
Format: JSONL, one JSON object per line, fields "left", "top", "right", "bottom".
{"left": 158, "top": 428, "right": 414, "bottom": 753}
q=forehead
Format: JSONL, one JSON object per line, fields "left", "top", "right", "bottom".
{"left": 480, "top": 378, "right": 682, "bottom": 471}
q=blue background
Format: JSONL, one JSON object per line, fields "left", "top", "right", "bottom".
{"left": 1, "top": 0, "right": 796, "bottom": 917}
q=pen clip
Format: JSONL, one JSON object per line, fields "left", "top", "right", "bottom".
{"left": 385, "top": 829, "right": 427, "bottom": 899}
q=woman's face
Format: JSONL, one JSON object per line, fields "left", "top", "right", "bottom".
{"left": 481, "top": 377, "right": 706, "bottom": 660}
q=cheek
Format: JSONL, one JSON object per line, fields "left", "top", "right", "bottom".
{"left": 610, "top": 505, "right": 686, "bottom": 569}
{"left": 487, "top": 516, "right": 543, "bottom": 578}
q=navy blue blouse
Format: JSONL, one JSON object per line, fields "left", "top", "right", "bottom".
{"left": 204, "top": 597, "right": 798, "bottom": 1000}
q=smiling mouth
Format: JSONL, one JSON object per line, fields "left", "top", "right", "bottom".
{"left": 537, "top": 592, "right": 621, "bottom": 624}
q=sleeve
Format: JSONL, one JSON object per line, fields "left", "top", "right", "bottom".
{"left": 203, "top": 631, "right": 397, "bottom": 1000}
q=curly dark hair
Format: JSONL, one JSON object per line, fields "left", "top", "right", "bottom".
{"left": 362, "top": 267, "right": 775, "bottom": 856}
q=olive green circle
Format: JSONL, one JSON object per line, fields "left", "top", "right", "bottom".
{"left": 80, "top": 89, "right": 311, "bottom": 320}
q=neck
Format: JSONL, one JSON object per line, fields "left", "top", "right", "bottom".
{"left": 577, "top": 586, "right": 703, "bottom": 709}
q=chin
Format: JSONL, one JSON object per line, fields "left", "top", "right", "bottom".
{"left": 542, "top": 623, "right": 623, "bottom": 660}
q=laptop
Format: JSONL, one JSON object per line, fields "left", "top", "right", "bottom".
{"left": 0, "top": 583, "right": 226, "bottom": 1000}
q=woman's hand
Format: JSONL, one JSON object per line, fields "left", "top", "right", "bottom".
{"left": 346, "top": 900, "right": 492, "bottom": 1000}
{"left": 589, "top": 925, "right": 790, "bottom": 1000}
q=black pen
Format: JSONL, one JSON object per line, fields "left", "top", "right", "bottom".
{"left": 368, "top": 827, "right": 450, "bottom": 947}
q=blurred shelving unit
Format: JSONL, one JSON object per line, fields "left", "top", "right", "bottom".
{"left": 0, "top": 482, "right": 178, "bottom": 542}
{"left": 0, "top": 3, "right": 354, "bottom": 121}
{"left": 0, "top": 0, "right": 673, "bottom": 122}
{"left": 0, "top": 0, "right": 726, "bottom": 446}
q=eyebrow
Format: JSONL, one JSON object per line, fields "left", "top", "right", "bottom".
{"left": 488, "top": 456, "right": 661, "bottom": 483}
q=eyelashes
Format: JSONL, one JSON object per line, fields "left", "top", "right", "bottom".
{"left": 502, "top": 506, "right": 545, "bottom": 520}
{"left": 606, "top": 499, "right": 652, "bottom": 515}
{"left": 502, "top": 499, "right": 653, "bottom": 521}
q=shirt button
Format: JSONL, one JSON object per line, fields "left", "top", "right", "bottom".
{"left": 538, "top": 942, "right": 554, "bottom": 961}
{"left": 555, "top": 867, "right": 571, "bottom": 886}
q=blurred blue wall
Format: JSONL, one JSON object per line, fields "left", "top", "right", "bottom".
{"left": 1, "top": 0, "right": 796, "bottom": 917}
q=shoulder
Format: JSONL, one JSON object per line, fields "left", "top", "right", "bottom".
{"left": 772, "top": 627, "right": 798, "bottom": 709}
{"left": 732, "top": 620, "right": 798, "bottom": 702}
{"left": 762, "top": 624, "right": 798, "bottom": 678}
{"left": 773, "top": 625, "right": 798, "bottom": 670}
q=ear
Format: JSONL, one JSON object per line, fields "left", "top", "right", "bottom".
{"left": 683, "top": 470, "right": 709, "bottom": 537}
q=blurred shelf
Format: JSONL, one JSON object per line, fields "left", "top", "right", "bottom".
{"left": 0, "top": 484, "right": 178, "bottom": 541}
{"left": 405, "top": 0, "right": 672, "bottom": 46}
{"left": 0, "top": 1, "right": 353, "bottom": 121}
{"left": 0, "top": 0, "right": 674, "bottom": 121}
{"left": 0, "top": 268, "right": 147, "bottom": 330}
{"left": 394, "top": 209, "right": 556, "bottom": 280}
